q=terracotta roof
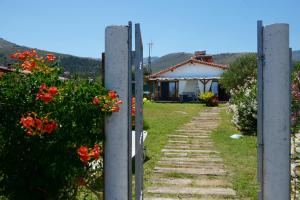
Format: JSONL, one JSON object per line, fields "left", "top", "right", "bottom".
{"left": 148, "top": 59, "right": 228, "bottom": 78}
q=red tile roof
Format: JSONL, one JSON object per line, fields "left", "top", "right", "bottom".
{"left": 148, "top": 59, "right": 228, "bottom": 78}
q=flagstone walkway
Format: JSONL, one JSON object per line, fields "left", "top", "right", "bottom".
{"left": 144, "top": 107, "right": 236, "bottom": 200}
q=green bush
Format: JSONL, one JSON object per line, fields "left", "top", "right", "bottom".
{"left": 0, "top": 50, "right": 119, "bottom": 199}
{"left": 199, "top": 92, "right": 218, "bottom": 107}
{"left": 219, "top": 54, "right": 257, "bottom": 134}
{"left": 292, "top": 61, "right": 300, "bottom": 132}
{"left": 228, "top": 78, "right": 257, "bottom": 134}
{"left": 220, "top": 54, "right": 257, "bottom": 92}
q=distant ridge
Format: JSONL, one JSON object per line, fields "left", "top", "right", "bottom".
{"left": 0, "top": 38, "right": 101, "bottom": 78}
{"left": 1, "top": 38, "right": 299, "bottom": 77}
{"left": 149, "top": 51, "right": 300, "bottom": 73}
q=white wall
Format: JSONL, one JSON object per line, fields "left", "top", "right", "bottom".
{"left": 178, "top": 80, "right": 218, "bottom": 96}
{"left": 159, "top": 63, "right": 224, "bottom": 78}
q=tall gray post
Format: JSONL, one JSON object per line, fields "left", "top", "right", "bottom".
{"left": 104, "top": 25, "right": 130, "bottom": 200}
{"left": 258, "top": 22, "right": 291, "bottom": 200}
{"left": 135, "top": 23, "right": 144, "bottom": 200}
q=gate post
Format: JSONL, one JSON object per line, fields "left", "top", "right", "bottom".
{"left": 257, "top": 22, "right": 291, "bottom": 200}
{"left": 134, "top": 23, "right": 144, "bottom": 200}
{"left": 104, "top": 25, "right": 131, "bottom": 199}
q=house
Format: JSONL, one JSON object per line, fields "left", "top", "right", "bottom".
{"left": 146, "top": 51, "right": 228, "bottom": 102}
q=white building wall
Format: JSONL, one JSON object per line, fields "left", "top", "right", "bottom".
{"left": 178, "top": 80, "right": 218, "bottom": 96}
{"left": 157, "top": 62, "right": 224, "bottom": 97}
{"left": 159, "top": 63, "right": 224, "bottom": 78}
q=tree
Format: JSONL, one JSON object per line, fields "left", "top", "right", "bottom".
{"left": 220, "top": 54, "right": 257, "bottom": 92}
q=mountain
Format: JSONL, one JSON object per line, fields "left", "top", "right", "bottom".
{"left": 0, "top": 38, "right": 101, "bottom": 78}
{"left": 148, "top": 52, "right": 249, "bottom": 73}
{"left": 1, "top": 38, "right": 299, "bottom": 78}
{"left": 293, "top": 50, "right": 300, "bottom": 63}
{"left": 149, "top": 52, "right": 193, "bottom": 73}
{"left": 148, "top": 51, "right": 300, "bottom": 73}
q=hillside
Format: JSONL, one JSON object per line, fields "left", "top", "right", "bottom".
{"left": 1, "top": 38, "right": 299, "bottom": 77}
{"left": 149, "top": 52, "right": 250, "bottom": 73}
{"left": 0, "top": 38, "right": 101, "bottom": 78}
{"left": 293, "top": 50, "right": 300, "bottom": 63}
{"left": 149, "top": 52, "right": 193, "bottom": 72}
{"left": 149, "top": 51, "right": 300, "bottom": 73}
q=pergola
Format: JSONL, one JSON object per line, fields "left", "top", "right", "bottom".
{"left": 147, "top": 76, "right": 220, "bottom": 101}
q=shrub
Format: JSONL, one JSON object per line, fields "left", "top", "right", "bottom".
{"left": 0, "top": 50, "right": 122, "bottom": 199}
{"left": 228, "top": 78, "right": 257, "bottom": 134}
{"left": 292, "top": 61, "right": 300, "bottom": 132}
{"left": 199, "top": 92, "right": 218, "bottom": 107}
{"left": 220, "top": 54, "right": 257, "bottom": 92}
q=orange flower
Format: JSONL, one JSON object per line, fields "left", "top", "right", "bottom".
{"left": 46, "top": 54, "right": 56, "bottom": 62}
{"left": 91, "top": 144, "right": 100, "bottom": 160}
{"left": 36, "top": 84, "right": 58, "bottom": 103}
{"left": 92, "top": 97, "right": 99, "bottom": 105}
{"left": 21, "top": 60, "right": 36, "bottom": 71}
{"left": 77, "top": 146, "right": 90, "bottom": 162}
{"left": 35, "top": 118, "right": 43, "bottom": 131}
{"left": 20, "top": 116, "right": 35, "bottom": 129}
{"left": 43, "top": 121, "right": 57, "bottom": 134}
{"left": 110, "top": 105, "right": 120, "bottom": 112}
{"left": 41, "top": 93, "right": 53, "bottom": 104}
{"left": 39, "top": 83, "right": 47, "bottom": 91}
{"left": 108, "top": 90, "right": 117, "bottom": 99}
{"left": 48, "top": 87, "right": 58, "bottom": 95}
{"left": 18, "top": 53, "right": 26, "bottom": 60}
{"left": 20, "top": 113, "right": 58, "bottom": 135}
{"left": 10, "top": 52, "right": 20, "bottom": 59}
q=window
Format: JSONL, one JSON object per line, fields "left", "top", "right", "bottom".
{"left": 169, "top": 82, "right": 176, "bottom": 98}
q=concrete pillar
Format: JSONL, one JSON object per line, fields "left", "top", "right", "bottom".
{"left": 104, "top": 26, "right": 130, "bottom": 199}
{"left": 262, "top": 23, "right": 290, "bottom": 200}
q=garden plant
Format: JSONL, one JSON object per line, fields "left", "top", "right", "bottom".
{"left": 199, "top": 91, "right": 218, "bottom": 107}
{"left": 0, "top": 50, "right": 122, "bottom": 199}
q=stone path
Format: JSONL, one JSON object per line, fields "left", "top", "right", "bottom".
{"left": 144, "top": 108, "right": 236, "bottom": 200}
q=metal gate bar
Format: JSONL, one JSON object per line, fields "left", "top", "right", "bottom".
{"left": 134, "top": 23, "right": 144, "bottom": 200}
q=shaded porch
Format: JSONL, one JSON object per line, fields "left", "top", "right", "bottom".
{"left": 147, "top": 77, "right": 221, "bottom": 102}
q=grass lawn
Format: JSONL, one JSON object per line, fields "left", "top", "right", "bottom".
{"left": 143, "top": 103, "right": 204, "bottom": 185}
{"left": 211, "top": 106, "right": 259, "bottom": 199}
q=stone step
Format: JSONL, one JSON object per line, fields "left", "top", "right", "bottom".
{"left": 154, "top": 167, "right": 227, "bottom": 175}
{"left": 175, "top": 129, "right": 210, "bottom": 133}
{"left": 185, "top": 122, "right": 218, "bottom": 125}
{"left": 176, "top": 130, "right": 214, "bottom": 134}
{"left": 146, "top": 186, "right": 236, "bottom": 196}
{"left": 168, "top": 134, "right": 210, "bottom": 139}
{"left": 158, "top": 161, "right": 224, "bottom": 168}
{"left": 162, "top": 152, "right": 220, "bottom": 157}
{"left": 168, "top": 140, "right": 214, "bottom": 145}
{"left": 157, "top": 163, "right": 224, "bottom": 169}
{"left": 164, "top": 145, "right": 213, "bottom": 149}
{"left": 162, "top": 149, "right": 219, "bottom": 154}
{"left": 160, "top": 157, "right": 223, "bottom": 162}
{"left": 162, "top": 153, "right": 221, "bottom": 159}
{"left": 144, "top": 197, "right": 225, "bottom": 200}
{"left": 148, "top": 177, "right": 231, "bottom": 187}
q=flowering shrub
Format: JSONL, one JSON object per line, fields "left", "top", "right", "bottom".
{"left": 199, "top": 92, "right": 219, "bottom": 107}
{"left": 291, "top": 62, "right": 300, "bottom": 198}
{"left": 228, "top": 78, "right": 257, "bottom": 134}
{"left": 20, "top": 112, "right": 58, "bottom": 136}
{"left": 292, "top": 67, "right": 300, "bottom": 132}
{"left": 0, "top": 50, "right": 121, "bottom": 199}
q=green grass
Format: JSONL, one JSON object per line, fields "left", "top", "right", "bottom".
{"left": 143, "top": 103, "right": 204, "bottom": 185}
{"left": 211, "top": 107, "right": 259, "bottom": 199}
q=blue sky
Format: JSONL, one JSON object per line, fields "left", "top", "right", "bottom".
{"left": 0, "top": 0, "right": 299, "bottom": 58}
